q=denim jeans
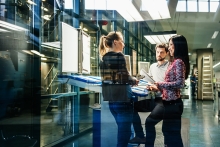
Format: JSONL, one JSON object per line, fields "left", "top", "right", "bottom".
{"left": 145, "top": 98, "right": 183, "bottom": 147}
{"left": 109, "top": 101, "right": 133, "bottom": 147}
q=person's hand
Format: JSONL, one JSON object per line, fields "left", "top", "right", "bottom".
{"left": 133, "top": 79, "right": 139, "bottom": 86}
{"left": 150, "top": 85, "right": 159, "bottom": 91}
{"left": 146, "top": 82, "right": 159, "bottom": 91}
{"left": 146, "top": 82, "right": 152, "bottom": 90}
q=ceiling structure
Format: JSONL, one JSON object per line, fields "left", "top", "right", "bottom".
{"left": 145, "top": 0, "right": 220, "bottom": 71}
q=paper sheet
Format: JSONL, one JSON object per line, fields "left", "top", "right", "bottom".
{"left": 140, "top": 68, "right": 155, "bottom": 83}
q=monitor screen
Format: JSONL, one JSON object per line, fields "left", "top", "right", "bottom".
{"left": 82, "top": 32, "right": 91, "bottom": 74}
{"left": 61, "top": 22, "right": 78, "bottom": 73}
{"left": 138, "top": 62, "right": 150, "bottom": 74}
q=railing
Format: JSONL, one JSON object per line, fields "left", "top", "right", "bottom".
{"left": 44, "top": 64, "right": 55, "bottom": 80}
{"left": 46, "top": 72, "right": 58, "bottom": 92}
{"left": 54, "top": 87, "right": 58, "bottom": 94}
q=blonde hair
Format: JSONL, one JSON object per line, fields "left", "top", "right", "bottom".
{"left": 99, "top": 31, "right": 122, "bottom": 59}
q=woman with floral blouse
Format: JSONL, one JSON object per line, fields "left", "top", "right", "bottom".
{"left": 145, "top": 35, "right": 190, "bottom": 147}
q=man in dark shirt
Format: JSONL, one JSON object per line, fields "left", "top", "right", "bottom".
{"left": 190, "top": 74, "right": 197, "bottom": 96}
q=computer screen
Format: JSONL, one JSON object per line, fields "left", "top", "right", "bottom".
{"left": 61, "top": 22, "right": 78, "bottom": 73}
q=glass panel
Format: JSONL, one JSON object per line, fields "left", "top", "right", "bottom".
{"left": 102, "top": 12, "right": 113, "bottom": 32}
{"left": 199, "top": 1, "right": 208, "bottom": 12}
{"left": 210, "top": 2, "right": 219, "bottom": 12}
{"left": 187, "top": 1, "right": 198, "bottom": 12}
{"left": 176, "top": 1, "right": 187, "bottom": 12}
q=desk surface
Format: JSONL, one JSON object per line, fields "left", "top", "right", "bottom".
{"left": 58, "top": 74, "right": 149, "bottom": 97}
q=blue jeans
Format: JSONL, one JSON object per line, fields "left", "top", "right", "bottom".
{"left": 109, "top": 101, "right": 133, "bottom": 147}
{"left": 145, "top": 98, "right": 183, "bottom": 147}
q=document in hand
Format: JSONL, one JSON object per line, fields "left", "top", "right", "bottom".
{"left": 140, "top": 69, "right": 155, "bottom": 83}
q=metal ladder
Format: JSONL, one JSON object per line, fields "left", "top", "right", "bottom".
{"left": 202, "top": 55, "right": 213, "bottom": 100}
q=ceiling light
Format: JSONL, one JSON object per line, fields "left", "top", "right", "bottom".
{"left": 144, "top": 31, "right": 176, "bottom": 44}
{"left": 116, "top": 0, "right": 144, "bottom": 22}
{"left": 188, "top": 53, "right": 191, "bottom": 55}
{"left": 27, "top": 0, "right": 37, "bottom": 5}
{"left": 41, "top": 58, "right": 47, "bottom": 60}
{"left": 22, "top": 50, "right": 34, "bottom": 55}
{"left": 141, "top": 0, "right": 170, "bottom": 20}
{"left": 41, "top": 6, "right": 48, "bottom": 12}
{"left": 0, "top": 20, "right": 27, "bottom": 31}
{"left": 207, "top": 43, "right": 212, "bottom": 48}
{"left": 85, "top": 0, "right": 144, "bottom": 22}
{"left": 0, "top": 28, "right": 10, "bottom": 32}
{"left": 211, "top": 31, "right": 219, "bottom": 39}
{"left": 31, "top": 50, "right": 45, "bottom": 57}
{"left": 83, "top": 28, "right": 88, "bottom": 31}
{"left": 85, "top": 0, "right": 113, "bottom": 10}
{"left": 213, "top": 62, "right": 220, "bottom": 68}
{"left": 42, "top": 15, "right": 50, "bottom": 20}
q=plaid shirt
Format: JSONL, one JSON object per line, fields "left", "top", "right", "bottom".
{"left": 157, "top": 59, "right": 186, "bottom": 101}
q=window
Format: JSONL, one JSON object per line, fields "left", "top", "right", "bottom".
{"left": 176, "top": 0, "right": 220, "bottom": 12}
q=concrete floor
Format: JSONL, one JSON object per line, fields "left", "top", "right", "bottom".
{"left": 61, "top": 87, "right": 220, "bottom": 147}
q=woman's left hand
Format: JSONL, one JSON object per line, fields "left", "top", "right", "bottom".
{"left": 149, "top": 84, "right": 159, "bottom": 91}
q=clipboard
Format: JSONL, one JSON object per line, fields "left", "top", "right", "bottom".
{"left": 140, "top": 68, "right": 155, "bottom": 83}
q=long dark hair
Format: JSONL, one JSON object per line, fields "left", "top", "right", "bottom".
{"left": 169, "top": 35, "right": 190, "bottom": 79}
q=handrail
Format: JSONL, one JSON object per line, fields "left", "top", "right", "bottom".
{"left": 46, "top": 72, "right": 58, "bottom": 92}
{"left": 48, "top": 25, "right": 59, "bottom": 41}
{"left": 44, "top": 64, "right": 54, "bottom": 80}
{"left": 54, "top": 87, "right": 58, "bottom": 94}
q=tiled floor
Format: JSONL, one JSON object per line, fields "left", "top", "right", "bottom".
{"left": 61, "top": 88, "right": 220, "bottom": 147}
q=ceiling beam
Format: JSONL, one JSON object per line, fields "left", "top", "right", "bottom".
{"left": 167, "top": 0, "right": 178, "bottom": 18}
{"left": 213, "top": 4, "right": 220, "bottom": 22}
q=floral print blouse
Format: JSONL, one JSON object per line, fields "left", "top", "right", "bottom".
{"left": 157, "top": 59, "right": 186, "bottom": 101}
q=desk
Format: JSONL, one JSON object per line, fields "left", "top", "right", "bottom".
{"left": 58, "top": 74, "right": 150, "bottom": 147}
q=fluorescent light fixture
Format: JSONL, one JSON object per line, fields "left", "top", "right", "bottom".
{"left": 22, "top": 50, "right": 34, "bottom": 55}
{"left": 42, "top": 41, "right": 60, "bottom": 49}
{"left": 211, "top": 31, "right": 219, "bottom": 39}
{"left": 116, "top": 0, "right": 144, "bottom": 22}
{"left": 207, "top": 43, "right": 212, "bottom": 48}
{"left": 27, "top": 0, "right": 37, "bottom": 5}
{"left": 41, "top": 6, "right": 48, "bottom": 12}
{"left": 41, "top": 58, "right": 47, "bottom": 60}
{"left": 213, "top": 62, "right": 220, "bottom": 68}
{"left": 85, "top": 0, "right": 112, "bottom": 10}
{"left": 141, "top": 0, "right": 170, "bottom": 20}
{"left": 31, "top": 50, "right": 45, "bottom": 57}
{"left": 144, "top": 31, "right": 177, "bottom": 44}
{"left": 85, "top": 0, "right": 144, "bottom": 22}
{"left": 0, "top": 28, "right": 10, "bottom": 32}
{"left": 0, "top": 20, "right": 28, "bottom": 31}
{"left": 83, "top": 28, "right": 88, "bottom": 31}
{"left": 42, "top": 15, "right": 50, "bottom": 20}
